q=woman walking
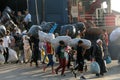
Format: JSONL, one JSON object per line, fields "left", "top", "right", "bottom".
{"left": 93, "top": 39, "right": 107, "bottom": 77}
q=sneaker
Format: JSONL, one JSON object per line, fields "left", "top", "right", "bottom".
{"left": 80, "top": 76, "right": 86, "bottom": 79}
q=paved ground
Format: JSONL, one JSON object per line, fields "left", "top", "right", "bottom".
{"left": 0, "top": 60, "right": 120, "bottom": 80}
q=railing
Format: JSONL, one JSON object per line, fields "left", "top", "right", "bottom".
{"left": 77, "top": 14, "right": 118, "bottom": 27}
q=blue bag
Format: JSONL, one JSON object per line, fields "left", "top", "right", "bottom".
{"left": 105, "top": 56, "right": 112, "bottom": 64}
{"left": 90, "top": 61, "right": 100, "bottom": 74}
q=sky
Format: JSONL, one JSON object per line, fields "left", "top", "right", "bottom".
{"left": 103, "top": 0, "right": 120, "bottom": 12}
{"left": 111, "top": 0, "right": 120, "bottom": 12}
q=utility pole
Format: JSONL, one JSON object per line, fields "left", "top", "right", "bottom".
{"left": 35, "top": 0, "right": 40, "bottom": 25}
{"left": 107, "top": 0, "right": 111, "bottom": 14}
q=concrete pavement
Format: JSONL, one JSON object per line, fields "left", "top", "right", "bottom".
{"left": 0, "top": 60, "right": 120, "bottom": 80}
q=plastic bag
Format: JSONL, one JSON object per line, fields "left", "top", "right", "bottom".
{"left": 28, "top": 25, "right": 42, "bottom": 37}
{"left": 38, "top": 31, "right": 55, "bottom": 42}
{"left": 90, "top": 61, "right": 100, "bottom": 74}
{"left": 110, "top": 28, "right": 120, "bottom": 42}
{"left": 38, "top": 31, "right": 47, "bottom": 41}
{"left": 41, "top": 49, "right": 49, "bottom": 63}
{"left": 0, "top": 25, "right": 6, "bottom": 38}
{"left": 8, "top": 48, "right": 18, "bottom": 62}
{"left": 60, "top": 24, "right": 76, "bottom": 38}
{"left": 53, "top": 54, "right": 56, "bottom": 62}
{"left": 105, "top": 56, "right": 112, "bottom": 64}
{"left": 69, "top": 38, "right": 91, "bottom": 49}
{"left": 73, "top": 22, "right": 86, "bottom": 32}
{"left": 0, "top": 54, "right": 5, "bottom": 64}
{"left": 40, "top": 22, "right": 55, "bottom": 33}
{"left": 46, "top": 33, "right": 55, "bottom": 41}
{"left": 64, "top": 52, "right": 69, "bottom": 61}
{"left": 50, "top": 36, "right": 71, "bottom": 48}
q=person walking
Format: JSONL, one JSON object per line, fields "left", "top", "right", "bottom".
{"left": 55, "top": 40, "right": 67, "bottom": 76}
{"left": 71, "top": 40, "right": 86, "bottom": 79}
{"left": 30, "top": 36, "right": 40, "bottom": 67}
{"left": 23, "top": 35, "right": 32, "bottom": 63}
{"left": 3, "top": 30, "right": 11, "bottom": 63}
{"left": 43, "top": 41, "right": 55, "bottom": 74}
{"left": 92, "top": 39, "right": 107, "bottom": 77}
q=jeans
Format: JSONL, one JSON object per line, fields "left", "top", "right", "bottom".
{"left": 56, "top": 58, "right": 66, "bottom": 75}
{"left": 47, "top": 54, "right": 54, "bottom": 66}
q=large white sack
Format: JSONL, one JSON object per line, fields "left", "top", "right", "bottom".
{"left": 50, "top": 36, "right": 71, "bottom": 48}
{"left": 0, "top": 54, "right": 5, "bottom": 64}
{"left": 110, "top": 28, "right": 120, "bottom": 42}
{"left": 69, "top": 38, "right": 80, "bottom": 47}
{"left": 69, "top": 38, "right": 91, "bottom": 49}
{"left": 50, "top": 39, "right": 59, "bottom": 48}
{"left": 38, "top": 31, "right": 47, "bottom": 41}
{"left": 82, "top": 39, "right": 91, "bottom": 49}
{"left": 38, "top": 31, "right": 55, "bottom": 42}
{"left": 46, "top": 33, "right": 55, "bottom": 41}
{"left": 8, "top": 49, "right": 18, "bottom": 62}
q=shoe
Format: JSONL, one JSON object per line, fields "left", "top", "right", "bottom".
{"left": 96, "top": 73, "right": 100, "bottom": 77}
{"left": 100, "top": 73, "right": 104, "bottom": 76}
{"left": 4, "top": 62, "right": 8, "bottom": 64}
{"left": 16, "top": 60, "right": 19, "bottom": 63}
{"left": 80, "top": 76, "right": 86, "bottom": 79}
{"left": 72, "top": 70, "right": 77, "bottom": 78}
{"left": 61, "top": 74, "right": 66, "bottom": 76}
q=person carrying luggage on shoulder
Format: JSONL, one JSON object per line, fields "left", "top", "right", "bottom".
{"left": 43, "top": 41, "right": 55, "bottom": 74}
{"left": 55, "top": 40, "right": 67, "bottom": 76}
{"left": 71, "top": 40, "right": 87, "bottom": 79}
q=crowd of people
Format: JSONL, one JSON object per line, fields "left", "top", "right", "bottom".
{"left": 0, "top": 9, "right": 109, "bottom": 80}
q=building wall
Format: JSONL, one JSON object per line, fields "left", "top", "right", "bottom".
{"left": 115, "top": 15, "right": 120, "bottom": 26}
{"left": 105, "top": 14, "right": 116, "bottom": 27}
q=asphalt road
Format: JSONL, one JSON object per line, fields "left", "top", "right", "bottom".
{"left": 0, "top": 60, "right": 120, "bottom": 80}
